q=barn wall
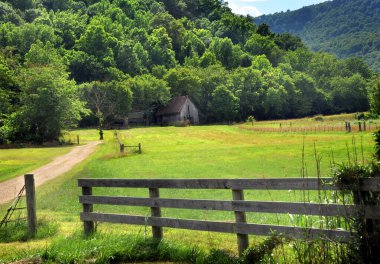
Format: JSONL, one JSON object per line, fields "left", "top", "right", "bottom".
{"left": 180, "top": 99, "right": 199, "bottom": 124}
{"left": 162, "top": 114, "right": 181, "bottom": 124}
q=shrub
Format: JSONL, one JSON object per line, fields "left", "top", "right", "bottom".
{"left": 313, "top": 115, "right": 324, "bottom": 121}
{"left": 247, "top": 116, "right": 256, "bottom": 126}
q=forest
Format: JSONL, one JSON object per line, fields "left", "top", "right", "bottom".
{"left": 0, "top": 0, "right": 379, "bottom": 143}
{"left": 256, "top": 0, "right": 380, "bottom": 73}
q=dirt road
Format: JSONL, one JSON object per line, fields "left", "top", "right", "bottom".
{"left": 0, "top": 141, "right": 101, "bottom": 204}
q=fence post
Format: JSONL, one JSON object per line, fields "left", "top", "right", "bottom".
{"left": 138, "top": 143, "right": 142, "bottom": 154}
{"left": 120, "top": 144, "right": 124, "bottom": 153}
{"left": 77, "top": 135, "right": 80, "bottom": 145}
{"left": 24, "top": 174, "right": 37, "bottom": 236}
{"left": 232, "top": 189, "right": 249, "bottom": 256}
{"left": 364, "top": 122, "right": 367, "bottom": 131}
{"left": 149, "top": 188, "right": 163, "bottom": 239}
{"left": 82, "top": 186, "right": 94, "bottom": 235}
{"left": 359, "top": 122, "right": 362, "bottom": 131}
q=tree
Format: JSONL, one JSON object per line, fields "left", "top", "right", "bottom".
{"left": 148, "top": 27, "right": 176, "bottom": 69}
{"left": 164, "top": 67, "right": 202, "bottom": 103}
{"left": 53, "top": 11, "right": 88, "bottom": 49}
{"left": 75, "top": 22, "right": 118, "bottom": 64}
{"left": 9, "top": 23, "right": 59, "bottom": 55}
{"left": 126, "top": 74, "right": 170, "bottom": 114}
{"left": 116, "top": 41, "right": 149, "bottom": 76}
{"left": 245, "top": 34, "right": 282, "bottom": 65}
{"left": 209, "top": 37, "right": 242, "bottom": 69}
{"left": 6, "top": 66, "right": 86, "bottom": 143}
{"left": 230, "top": 67, "right": 264, "bottom": 120}
{"left": 209, "top": 85, "right": 239, "bottom": 122}
{"left": 66, "top": 50, "right": 108, "bottom": 83}
{"left": 0, "top": 2, "right": 23, "bottom": 25}
{"left": 80, "top": 81, "right": 132, "bottom": 129}
{"left": 370, "top": 78, "right": 380, "bottom": 114}
{"left": 25, "top": 41, "right": 66, "bottom": 69}
{"left": 247, "top": 115, "right": 255, "bottom": 126}
{"left": 330, "top": 74, "right": 369, "bottom": 113}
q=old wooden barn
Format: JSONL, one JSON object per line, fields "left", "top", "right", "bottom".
{"left": 156, "top": 96, "right": 199, "bottom": 125}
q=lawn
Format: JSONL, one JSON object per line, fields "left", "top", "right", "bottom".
{"left": 0, "top": 123, "right": 377, "bottom": 262}
{"left": 0, "top": 146, "right": 74, "bottom": 182}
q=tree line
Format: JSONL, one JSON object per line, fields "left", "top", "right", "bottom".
{"left": 0, "top": 0, "right": 378, "bottom": 143}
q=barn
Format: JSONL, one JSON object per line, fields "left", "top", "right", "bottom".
{"left": 156, "top": 96, "right": 199, "bottom": 125}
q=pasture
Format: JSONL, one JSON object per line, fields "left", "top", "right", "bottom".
{"left": 0, "top": 146, "right": 73, "bottom": 182}
{"left": 0, "top": 120, "right": 377, "bottom": 262}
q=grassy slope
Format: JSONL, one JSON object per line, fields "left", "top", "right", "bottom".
{"left": 0, "top": 146, "right": 74, "bottom": 182}
{"left": 0, "top": 124, "right": 376, "bottom": 261}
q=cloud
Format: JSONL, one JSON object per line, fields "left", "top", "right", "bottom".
{"left": 229, "top": 2, "right": 263, "bottom": 17}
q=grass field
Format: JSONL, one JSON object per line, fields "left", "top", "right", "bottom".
{"left": 0, "top": 146, "right": 74, "bottom": 182}
{"left": 0, "top": 122, "right": 377, "bottom": 262}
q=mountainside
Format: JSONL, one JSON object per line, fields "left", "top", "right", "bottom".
{"left": 256, "top": 0, "right": 380, "bottom": 72}
{"left": 0, "top": 0, "right": 377, "bottom": 143}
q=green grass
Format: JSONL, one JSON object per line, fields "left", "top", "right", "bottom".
{"left": 0, "top": 128, "right": 101, "bottom": 183}
{"left": 0, "top": 122, "right": 376, "bottom": 262}
{"left": 0, "top": 146, "right": 74, "bottom": 182}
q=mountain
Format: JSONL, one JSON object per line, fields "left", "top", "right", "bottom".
{"left": 255, "top": 0, "right": 380, "bottom": 72}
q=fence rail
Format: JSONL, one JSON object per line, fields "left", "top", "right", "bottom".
{"left": 78, "top": 177, "right": 380, "bottom": 255}
{"left": 114, "top": 131, "right": 141, "bottom": 154}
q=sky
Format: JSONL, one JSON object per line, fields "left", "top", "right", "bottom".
{"left": 227, "top": 0, "right": 330, "bottom": 17}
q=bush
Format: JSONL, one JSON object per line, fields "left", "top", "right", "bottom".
{"left": 247, "top": 116, "right": 256, "bottom": 125}
{"left": 313, "top": 115, "right": 324, "bottom": 121}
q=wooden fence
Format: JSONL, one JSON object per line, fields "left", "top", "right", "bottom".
{"left": 114, "top": 131, "right": 141, "bottom": 154}
{"left": 240, "top": 121, "right": 378, "bottom": 133}
{"left": 78, "top": 178, "right": 380, "bottom": 255}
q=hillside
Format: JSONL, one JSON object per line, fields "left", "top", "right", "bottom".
{"left": 255, "top": 0, "right": 380, "bottom": 72}
{"left": 0, "top": 0, "right": 376, "bottom": 143}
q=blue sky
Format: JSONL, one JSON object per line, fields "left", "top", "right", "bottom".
{"left": 227, "top": 0, "right": 330, "bottom": 17}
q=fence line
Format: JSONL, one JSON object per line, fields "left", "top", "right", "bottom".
{"left": 114, "top": 131, "right": 142, "bottom": 154}
{"left": 240, "top": 121, "right": 378, "bottom": 133}
{"left": 78, "top": 177, "right": 380, "bottom": 255}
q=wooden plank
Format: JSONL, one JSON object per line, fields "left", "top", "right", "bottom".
{"left": 357, "top": 178, "right": 380, "bottom": 192}
{"left": 78, "top": 178, "right": 380, "bottom": 191}
{"left": 149, "top": 188, "right": 163, "bottom": 239}
{"left": 80, "top": 196, "right": 380, "bottom": 218}
{"left": 80, "top": 212, "right": 352, "bottom": 242}
{"left": 78, "top": 178, "right": 334, "bottom": 190}
{"left": 232, "top": 189, "right": 249, "bottom": 255}
{"left": 24, "top": 174, "right": 37, "bottom": 236}
{"left": 365, "top": 205, "right": 380, "bottom": 219}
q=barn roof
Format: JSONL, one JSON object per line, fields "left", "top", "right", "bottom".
{"left": 157, "top": 96, "right": 189, "bottom": 116}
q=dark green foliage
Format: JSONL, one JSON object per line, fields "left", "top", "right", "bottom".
{"left": 256, "top": 0, "right": 380, "bottom": 73}
{"left": 0, "top": 2, "right": 23, "bottom": 25}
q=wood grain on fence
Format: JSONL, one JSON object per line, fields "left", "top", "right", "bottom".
{"left": 78, "top": 177, "right": 380, "bottom": 254}
{"left": 78, "top": 178, "right": 380, "bottom": 191}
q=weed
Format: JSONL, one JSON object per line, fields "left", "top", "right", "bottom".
{"left": 243, "top": 234, "right": 287, "bottom": 263}
{"left": 0, "top": 218, "right": 58, "bottom": 243}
